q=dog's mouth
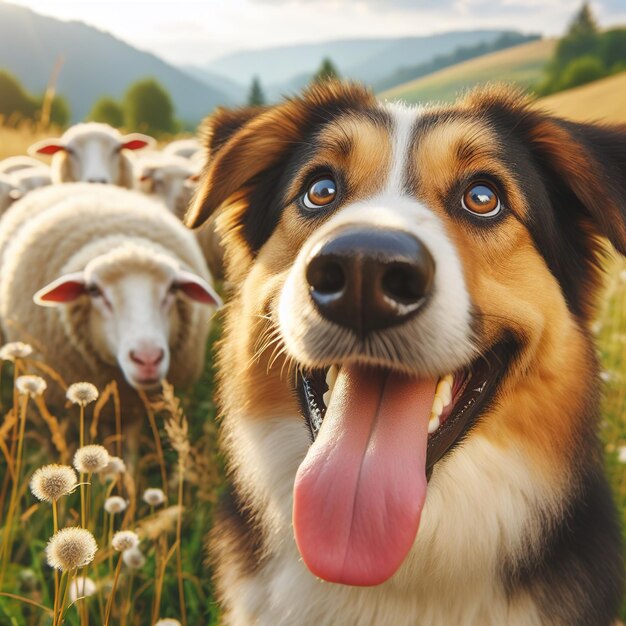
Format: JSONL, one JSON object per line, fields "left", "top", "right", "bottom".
{"left": 293, "top": 339, "right": 512, "bottom": 588}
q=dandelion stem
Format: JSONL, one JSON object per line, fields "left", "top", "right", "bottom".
{"left": 176, "top": 463, "right": 187, "bottom": 626}
{"left": 103, "top": 553, "right": 123, "bottom": 626}
{"left": 53, "top": 501, "right": 59, "bottom": 622}
{"left": 138, "top": 389, "right": 167, "bottom": 489}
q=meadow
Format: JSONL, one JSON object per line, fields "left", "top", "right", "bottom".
{"left": 0, "top": 78, "right": 625, "bottom": 625}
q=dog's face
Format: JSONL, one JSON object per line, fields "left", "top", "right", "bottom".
{"left": 189, "top": 84, "right": 626, "bottom": 588}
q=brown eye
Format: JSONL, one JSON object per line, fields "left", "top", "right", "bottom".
{"left": 462, "top": 182, "right": 501, "bottom": 217}
{"left": 303, "top": 176, "right": 337, "bottom": 210}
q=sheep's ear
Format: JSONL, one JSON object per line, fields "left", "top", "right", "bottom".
{"left": 121, "top": 133, "right": 156, "bottom": 151}
{"left": 34, "top": 272, "right": 86, "bottom": 307}
{"left": 174, "top": 271, "right": 222, "bottom": 308}
{"left": 28, "top": 138, "right": 65, "bottom": 156}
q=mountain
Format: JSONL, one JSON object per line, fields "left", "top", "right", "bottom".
{"left": 191, "top": 30, "right": 526, "bottom": 91}
{"left": 0, "top": 3, "right": 231, "bottom": 125}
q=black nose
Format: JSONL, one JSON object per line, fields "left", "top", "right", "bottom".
{"left": 306, "top": 228, "right": 435, "bottom": 336}
{"left": 87, "top": 178, "right": 108, "bottom": 184}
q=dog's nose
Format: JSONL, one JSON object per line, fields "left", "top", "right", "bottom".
{"left": 306, "top": 228, "right": 435, "bottom": 336}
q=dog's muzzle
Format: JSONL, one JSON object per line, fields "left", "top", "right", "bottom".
{"left": 305, "top": 227, "right": 436, "bottom": 337}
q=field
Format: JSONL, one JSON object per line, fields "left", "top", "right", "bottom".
{"left": 0, "top": 71, "right": 626, "bottom": 624}
{"left": 379, "top": 38, "right": 556, "bottom": 104}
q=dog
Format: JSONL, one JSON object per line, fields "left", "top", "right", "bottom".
{"left": 187, "top": 82, "right": 626, "bottom": 625}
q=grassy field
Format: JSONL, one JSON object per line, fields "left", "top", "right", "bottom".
{"left": 0, "top": 70, "right": 625, "bottom": 624}
{"left": 379, "top": 38, "right": 556, "bottom": 104}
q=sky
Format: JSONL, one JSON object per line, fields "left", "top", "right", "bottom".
{"left": 5, "top": 0, "right": 626, "bottom": 66}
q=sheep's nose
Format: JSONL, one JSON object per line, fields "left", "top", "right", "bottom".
{"left": 129, "top": 348, "right": 165, "bottom": 367}
{"left": 87, "top": 178, "right": 108, "bottom": 184}
{"left": 306, "top": 227, "right": 435, "bottom": 337}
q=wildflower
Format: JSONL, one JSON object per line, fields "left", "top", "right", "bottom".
{"left": 600, "top": 371, "right": 612, "bottom": 383}
{"left": 143, "top": 487, "right": 166, "bottom": 507}
{"left": 46, "top": 528, "right": 97, "bottom": 571}
{"left": 104, "top": 496, "right": 127, "bottom": 515}
{"left": 122, "top": 546, "right": 146, "bottom": 570}
{"left": 15, "top": 375, "right": 47, "bottom": 397}
{"left": 30, "top": 465, "right": 77, "bottom": 502}
{"left": 66, "top": 382, "right": 99, "bottom": 406}
{"left": 69, "top": 576, "right": 97, "bottom": 602}
{"left": 0, "top": 342, "right": 33, "bottom": 361}
{"left": 101, "top": 455, "right": 126, "bottom": 481}
{"left": 73, "top": 445, "right": 109, "bottom": 474}
{"left": 618, "top": 446, "right": 626, "bottom": 464}
{"left": 112, "top": 530, "right": 139, "bottom": 552}
{"left": 154, "top": 620, "right": 182, "bottom": 626}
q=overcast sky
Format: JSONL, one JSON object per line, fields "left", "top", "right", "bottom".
{"left": 6, "top": 0, "right": 626, "bottom": 66}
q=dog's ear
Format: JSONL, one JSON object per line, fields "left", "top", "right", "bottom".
{"left": 527, "top": 116, "right": 626, "bottom": 255}
{"left": 185, "top": 81, "right": 375, "bottom": 231}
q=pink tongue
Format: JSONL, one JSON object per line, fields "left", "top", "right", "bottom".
{"left": 293, "top": 365, "right": 436, "bottom": 586}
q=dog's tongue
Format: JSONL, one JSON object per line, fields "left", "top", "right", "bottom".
{"left": 293, "top": 365, "right": 436, "bottom": 586}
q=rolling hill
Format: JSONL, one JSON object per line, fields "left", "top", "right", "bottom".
{"left": 379, "top": 38, "right": 556, "bottom": 104}
{"left": 0, "top": 3, "right": 232, "bottom": 125}
{"left": 536, "top": 70, "right": 626, "bottom": 124}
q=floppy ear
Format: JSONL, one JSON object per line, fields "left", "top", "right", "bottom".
{"left": 121, "top": 133, "right": 156, "bottom": 151}
{"left": 186, "top": 81, "right": 375, "bottom": 231}
{"left": 28, "top": 138, "right": 66, "bottom": 156}
{"left": 34, "top": 272, "right": 86, "bottom": 307}
{"left": 174, "top": 270, "right": 223, "bottom": 308}
{"left": 528, "top": 117, "right": 626, "bottom": 255}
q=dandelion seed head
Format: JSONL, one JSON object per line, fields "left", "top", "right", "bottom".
{"left": 0, "top": 342, "right": 33, "bottom": 361}
{"left": 618, "top": 446, "right": 626, "bottom": 464}
{"left": 104, "top": 496, "right": 127, "bottom": 515}
{"left": 46, "top": 527, "right": 97, "bottom": 571}
{"left": 15, "top": 375, "right": 47, "bottom": 397}
{"left": 122, "top": 546, "right": 146, "bottom": 570}
{"left": 101, "top": 456, "right": 126, "bottom": 480}
{"left": 73, "top": 445, "right": 110, "bottom": 474}
{"left": 155, "top": 620, "right": 182, "bottom": 626}
{"left": 69, "top": 576, "right": 97, "bottom": 602}
{"left": 143, "top": 488, "right": 166, "bottom": 507}
{"left": 66, "top": 382, "right": 99, "bottom": 406}
{"left": 112, "top": 530, "right": 139, "bottom": 552}
{"left": 30, "top": 465, "right": 77, "bottom": 502}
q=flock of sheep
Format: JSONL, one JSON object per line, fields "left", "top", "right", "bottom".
{"left": 0, "top": 122, "right": 224, "bottom": 416}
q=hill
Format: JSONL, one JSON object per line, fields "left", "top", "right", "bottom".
{"left": 536, "top": 70, "right": 626, "bottom": 124}
{"left": 193, "top": 30, "right": 526, "bottom": 89}
{"left": 379, "top": 38, "right": 556, "bottom": 104}
{"left": 0, "top": 3, "right": 231, "bottom": 125}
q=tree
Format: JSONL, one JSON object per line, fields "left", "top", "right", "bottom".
{"left": 123, "top": 78, "right": 176, "bottom": 135}
{"left": 313, "top": 58, "right": 340, "bottom": 84}
{"left": 599, "top": 29, "right": 626, "bottom": 71}
{"left": 46, "top": 94, "right": 71, "bottom": 127}
{"left": 558, "top": 55, "right": 606, "bottom": 90}
{"left": 552, "top": 2, "right": 600, "bottom": 73}
{"left": 89, "top": 97, "right": 124, "bottom": 127}
{"left": 248, "top": 76, "right": 266, "bottom": 106}
{"left": 0, "top": 70, "right": 37, "bottom": 122}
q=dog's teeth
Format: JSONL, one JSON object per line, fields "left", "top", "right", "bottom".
{"left": 322, "top": 390, "right": 331, "bottom": 407}
{"left": 323, "top": 365, "right": 339, "bottom": 407}
{"left": 428, "top": 414, "right": 440, "bottom": 434}
{"left": 436, "top": 377, "right": 453, "bottom": 407}
{"left": 431, "top": 395, "right": 444, "bottom": 418}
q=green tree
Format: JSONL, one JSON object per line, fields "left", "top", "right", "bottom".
{"left": 599, "top": 28, "right": 626, "bottom": 71}
{"left": 313, "top": 58, "right": 340, "bottom": 83}
{"left": 0, "top": 70, "right": 37, "bottom": 122}
{"left": 123, "top": 78, "right": 176, "bottom": 135}
{"left": 248, "top": 76, "right": 266, "bottom": 106}
{"left": 89, "top": 97, "right": 124, "bottom": 127}
{"left": 552, "top": 2, "right": 600, "bottom": 73}
{"left": 558, "top": 55, "right": 606, "bottom": 90}
{"left": 46, "top": 94, "right": 71, "bottom": 127}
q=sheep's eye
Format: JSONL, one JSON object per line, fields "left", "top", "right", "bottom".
{"left": 462, "top": 182, "right": 501, "bottom": 217}
{"left": 303, "top": 176, "right": 337, "bottom": 210}
{"left": 86, "top": 285, "right": 102, "bottom": 297}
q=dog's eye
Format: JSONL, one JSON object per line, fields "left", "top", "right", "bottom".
{"left": 303, "top": 176, "right": 337, "bottom": 210}
{"left": 86, "top": 284, "right": 102, "bottom": 297}
{"left": 462, "top": 182, "right": 501, "bottom": 217}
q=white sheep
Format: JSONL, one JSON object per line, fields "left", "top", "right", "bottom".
{"left": 0, "top": 173, "right": 21, "bottom": 216}
{"left": 163, "top": 138, "right": 201, "bottom": 160}
{"left": 28, "top": 123, "right": 155, "bottom": 187}
{"left": 0, "top": 155, "right": 45, "bottom": 175}
{"left": 10, "top": 165, "right": 52, "bottom": 195}
{"left": 134, "top": 153, "right": 196, "bottom": 220}
{"left": 0, "top": 183, "right": 221, "bottom": 409}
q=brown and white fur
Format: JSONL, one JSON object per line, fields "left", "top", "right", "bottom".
{"left": 187, "top": 83, "right": 626, "bottom": 626}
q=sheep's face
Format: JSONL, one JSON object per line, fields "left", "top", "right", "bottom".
{"left": 136, "top": 161, "right": 196, "bottom": 219}
{"left": 34, "top": 249, "right": 221, "bottom": 390}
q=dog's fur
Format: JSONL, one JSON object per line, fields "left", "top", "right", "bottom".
{"left": 187, "top": 83, "right": 626, "bottom": 625}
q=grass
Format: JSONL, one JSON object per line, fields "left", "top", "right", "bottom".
{"left": 379, "top": 38, "right": 556, "bottom": 104}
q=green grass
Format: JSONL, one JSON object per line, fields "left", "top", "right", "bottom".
{"left": 379, "top": 38, "right": 556, "bottom": 104}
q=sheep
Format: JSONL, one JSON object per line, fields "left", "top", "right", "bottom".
{"left": 0, "top": 155, "right": 45, "bottom": 175}
{"left": 10, "top": 165, "right": 52, "bottom": 195}
{"left": 0, "top": 173, "right": 21, "bottom": 216}
{"left": 0, "top": 183, "right": 221, "bottom": 414}
{"left": 134, "top": 153, "right": 196, "bottom": 220}
{"left": 28, "top": 123, "right": 155, "bottom": 187}
{"left": 163, "top": 138, "right": 201, "bottom": 160}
